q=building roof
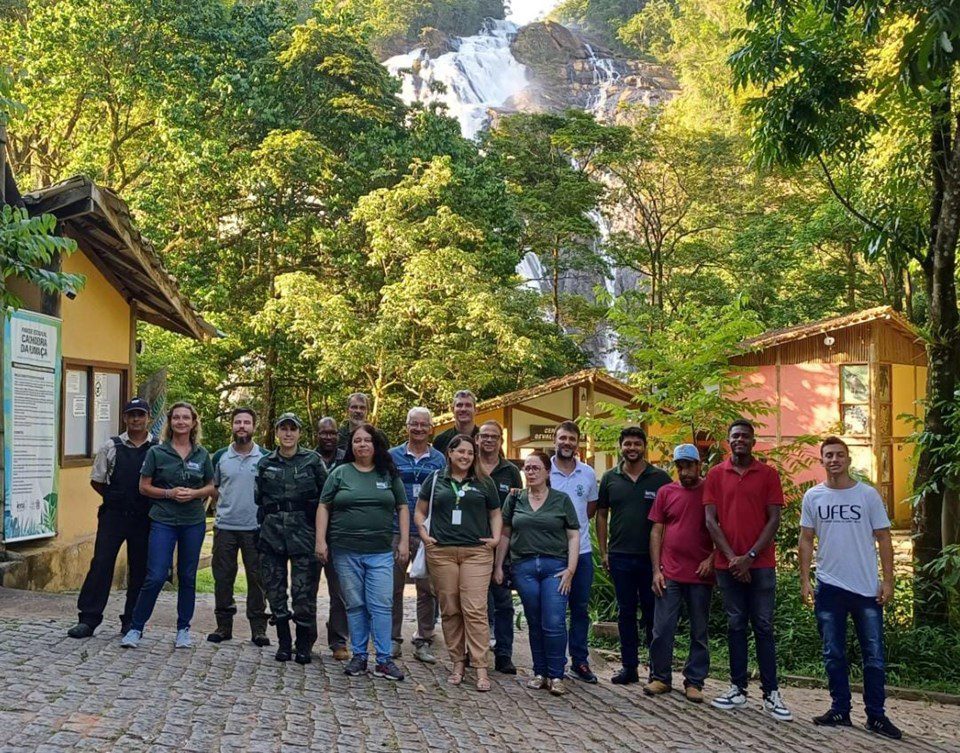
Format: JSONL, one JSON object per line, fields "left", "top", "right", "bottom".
{"left": 435, "top": 368, "right": 638, "bottom": 424}
{"left": 741, "top": 306, "right": 920, "bottom": 351}
{"left": 21, "top": 176, "right": 216, "bottom": 340}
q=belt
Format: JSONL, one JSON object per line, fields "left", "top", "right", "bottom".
{"left": 261, "top": 502, "right": 311, "bottom": 515}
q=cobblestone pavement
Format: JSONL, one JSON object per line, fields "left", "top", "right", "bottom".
{"left": 0, "top": 586, "right": 957, "bottom": 753}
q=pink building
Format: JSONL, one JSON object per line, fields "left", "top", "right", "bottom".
{"left": 731, "top": 307, "right": 926, "bottom": 528}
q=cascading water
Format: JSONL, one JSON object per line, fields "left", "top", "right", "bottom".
{"left": 384, "top": 19, "right": 529, "bottom": 139}
{"left": 584, "top": 43, "right": 622, "bottom": 120}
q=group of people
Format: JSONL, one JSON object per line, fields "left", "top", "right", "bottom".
{"left": 66, "top": 390, "right": 902, "bottom": 739}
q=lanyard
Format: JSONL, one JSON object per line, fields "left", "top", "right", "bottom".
{"left": 450, "top": 479, "right": 466, "bottom": 506}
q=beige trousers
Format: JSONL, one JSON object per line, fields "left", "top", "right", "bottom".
{"left": 425, "top": 543, "right": 494, "bottom": 668}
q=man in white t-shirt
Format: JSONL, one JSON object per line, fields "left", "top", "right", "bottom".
{"left": 549, "top": 421, "right": 599, "bottom": 684}
{"left": 799, "top": 436, "right": 901, "bottom": 740}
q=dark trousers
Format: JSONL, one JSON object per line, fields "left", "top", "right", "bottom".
{"left": 76, "top": 508, "right": 150, "bottom": 629}
{"left": 717, "top": 567, "right": 778, "bottom": 694}
{"left": 649, "top": 580, "right": 712, "bottom": 688}
{"left": 609, "top": 552, "right": 655, "bottom": 670}
{"left": 211, "top": 528, "right": 268, "bottom": 634}
{"left": 567, "top": 552, "right": 594, "bottom": 667}
{"left": 815, "top": 581, "right": 886, "bottom": 718}
{"left": 260, "top": 550, "right": 318, "bottom": 632}
{"left": 131, "top": 521, "right": 206, "bottom": 631}
{"left": 316, "top": 557, "right": 349, "bottom": 649}
{"left": 488, "top": 572, "right": 514, "bottom": 659}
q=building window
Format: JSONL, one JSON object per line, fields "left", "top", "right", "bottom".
{"left": 840, "top": 364, "right": 870, "bottom": 435}
{"left": 63, "top": 361, "right": 128, "bottom": 462}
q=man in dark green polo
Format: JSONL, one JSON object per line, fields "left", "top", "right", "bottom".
{"left": 432, "top": 389, "right": 479, "bottom": 454}
{"left": 337, "top": 393, "right": 371, "bottom": 451}
{"left": 256, "top": 413, "right": 327, "bottom": 664}
{"left": 597, "top": 426, "right": 671, "bottom": 685}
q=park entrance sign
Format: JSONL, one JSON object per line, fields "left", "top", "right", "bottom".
{"left": 3, "top": 309, "right": 62, "bottom": 542}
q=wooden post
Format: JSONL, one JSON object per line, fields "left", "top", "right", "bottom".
{"left": 128, "top": 300, "right": 138, "bottom": 399}
{"left": 503, "top": 406, "right": 512, "bottom": 458}
{"left": 585, "top": 377, "right": 596, "bottom": 466}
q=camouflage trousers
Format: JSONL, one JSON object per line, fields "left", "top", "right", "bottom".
{"left": 259, "top": 550, "right": 318, "bottom": 633}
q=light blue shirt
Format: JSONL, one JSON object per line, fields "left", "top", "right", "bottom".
{"left": 550, "top": 456, "right": 599, "bottom": 554}
{"left": 212, "top": 443, "right": 264, "bottom": 531}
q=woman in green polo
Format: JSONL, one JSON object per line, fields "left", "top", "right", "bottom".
{"left": 494, "top": 449, "right": 579, "bottom": 696}
{"left": 121, "top": 402, "right": 214, "bottom": 649}
{"left": 415, "top": 433, "right": 502, "bottom": 692}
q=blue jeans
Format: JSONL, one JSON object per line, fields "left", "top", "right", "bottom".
{"left": 815, "top": 580, "right": 886, "bottom": 718}
{"left": 513, "top": 555, "right": 569, "bottom": 679}
{"left": 608, "top": 552, "right": 654, "bottom": 670}
{"left": 333, "top": 550, "right": 394, "bottom": 665}
{"left": 716, "top": 567, "right": 778, "bottom": 694}
{"left": 649, "top": 581, "right": 712, "bottom": 688}
{"left": 568, "top": 551, "right": 594, "bottom": 667}
{"left": 488, "top": 573, "right": 514, "bottom": 659}
{"left": 130, "top": 521, "right": 205, "bottom": 632}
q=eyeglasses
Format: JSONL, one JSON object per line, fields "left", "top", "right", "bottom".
{"left": 478, "top": 433, "right": 500, "bottom": 440}
{"left": 408, "top": 422, "right": 431, "bottom": 429}
{"left": 522, "top": 465, "right": 544, "bottom": 472}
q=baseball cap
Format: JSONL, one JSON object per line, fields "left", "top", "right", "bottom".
{"left": 275, "top": 412, "right": 303, "bottom": 429}
{"left": 673, "top": 444, "right": 700, "bottom": 463}
{"left": 123, "top": 397, "right": 150, "bottom": 414}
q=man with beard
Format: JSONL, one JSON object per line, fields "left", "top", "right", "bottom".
{"left": 207, "top": 408, "right": 270, "bottom": 646}
{"left": 314, "top": 416, "right": 350, "bottom": 660}
{"left": 549, "top": 421, "right": 599, "bottom": 684}
{"left": 68, "top": 398, "right": 156, "bottom": 638}
{"left": 432, "top": 390, "right": 479, "bottom": 455}
{"left": 597, "top": 426, "right": 671, "bottom": 685}
{"left": 644, "top": 444, "right": 714, "bottom": 703}
{"left": 338, "top": 393, "right": 371, "bottom": 451}
{"left": 705, "top": 419, "right": 791, "bottom": 722}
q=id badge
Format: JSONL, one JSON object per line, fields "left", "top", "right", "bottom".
{"left": 412, "top": 483, "right": 422, "bottom": 498}
{"left": 451, "top": 509, "right": 462, "bottom": 526}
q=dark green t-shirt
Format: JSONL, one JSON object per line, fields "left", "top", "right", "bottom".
{"left": 140, "top": 442, "right": 214, "bottom": 526}
{"left": 502, "top": 488, "right": 579, "bottom": 561}
{"left": 489, "top": 458, "right": 522, "bottom": 505}
{"left": 320, "top": 463, "right": 406, "bottom": 553}
{"left": 597, "top": 462, "right": 672, "bottom": 556}
{"left": 432, "top": 425, "right": 478, "bottom": 455}
{"left": 419, "top": 469, "right": 500, "bottom": 547}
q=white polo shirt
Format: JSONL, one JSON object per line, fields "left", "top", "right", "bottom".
{"left": 550, "top": 457, "right": 599, "bottom": 555}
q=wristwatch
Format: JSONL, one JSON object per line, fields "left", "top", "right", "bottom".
{"left": 747, "top": 550, "right": 758, "bottom": 560}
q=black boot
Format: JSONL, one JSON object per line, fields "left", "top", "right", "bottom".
{"left": 294, "top": 624, "right": 313, "bottom": 665}
{"left": 274, "top": 618, "right": 292, "bottom": 662}
{"left": 207, "top": 617, "right": 233, "bottom": 643}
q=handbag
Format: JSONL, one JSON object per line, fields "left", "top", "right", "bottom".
{"left": 408, "top": 471, "right": 438, "bottom": 579}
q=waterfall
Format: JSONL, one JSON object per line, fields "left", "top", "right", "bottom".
{"left": 384, "top": 19, "right": 529, "bottom": 139}
{"left": 583, "top": 44, "right": 622, "bottom": 120}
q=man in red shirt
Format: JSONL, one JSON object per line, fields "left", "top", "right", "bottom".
{"left": 643, "top": 444, "right": 714, "bottom": 703}
{"left": 704, "top": 419, "right": 792, "bottom": 722}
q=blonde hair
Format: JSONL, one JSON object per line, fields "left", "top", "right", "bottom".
{"left": 162, "top": 401, "right": 202, "bottom": 445}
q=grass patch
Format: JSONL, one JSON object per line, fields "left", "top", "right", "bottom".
{"left": 195, "top": 567, "right": 248, "bottom": 595}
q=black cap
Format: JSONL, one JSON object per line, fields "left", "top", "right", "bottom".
{"left": 123, "top": 397, "right": 150, "bottom": 415}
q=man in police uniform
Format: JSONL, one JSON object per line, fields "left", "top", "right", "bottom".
{"left": 68, "top": 398, "right": 156, "bottom": 638}
{"left": 256, "top": 413, "right": 327, "bottom": 663}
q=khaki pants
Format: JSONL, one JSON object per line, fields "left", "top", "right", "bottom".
{"left": 392, "top": 532, "right": 436, "bottom": 644}
{"left": 426, "top": 543, "right": 494, "bottom": 668}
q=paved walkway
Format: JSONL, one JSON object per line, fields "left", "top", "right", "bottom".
{"left": 0, "top": 586, "right": 957, "bottom": 752}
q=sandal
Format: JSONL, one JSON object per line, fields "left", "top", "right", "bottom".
{"left": 448, "top": 661, "right": 466, "bottom": 686}
{"left": 476, "top": 675, "right": 492, "bottom": 693}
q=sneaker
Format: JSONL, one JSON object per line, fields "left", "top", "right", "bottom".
{"left": 643, "top": 680, "right": 671, "bottom": 696}
{"left": 175, "top": 629, "right": 193, "bottom": 649}
{"left": 373, "top": 661, "right": 405, "bottom": 681}
{"left": 67, "top": 623, "right": 94, "bottom": 639}
{"left": 120, "top": 629, "right": 142, "bottom": 648}
{"left": 391, "top": 640, "right": 402, "bottom": 659}
{"left": 611, "top": 668, "right": 640, "bottom": 685}
{"left": 763, "top": 690, "right": 794, "bottom": 722}
{"left": 548, "top": 678, "right": 566, "bottom": 696}
{"left": 570, "top": 663, "right": 598, "bottom": 684}
{"left": 494, "top": 654, "right": 517, "bottom": 675}
{"left": 684, "top": 685, "right": 704, "bottom": 704}
{"left": 865, "top": 716, "right": 903, "bottom": 740}
{"left": 711, "top": 684, "right": 748, "bottom": 710}
{"left": 813, "top": 709, "right": 852, "bottom": 727}
{"left": 344, "top": 655, "right": 368, "bottom": 676}
{"left": 414, "top": 643, "right": 437, "bottom": 664}
{"left": 332, "top": 646, "right": 351, "bottom": 661}
{"left": 526, "top": 675, "right": 548, "bottom": 689}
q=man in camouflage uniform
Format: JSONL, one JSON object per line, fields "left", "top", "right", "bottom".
{"left": 256, "top": 413, "right": 326, "bottom": 664}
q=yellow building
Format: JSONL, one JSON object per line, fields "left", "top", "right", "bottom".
{"left": 433, "top": 369, "right": 644, "bottom": 470}
{"left": 0, "top": 176, "right": 212, "bottom": 590}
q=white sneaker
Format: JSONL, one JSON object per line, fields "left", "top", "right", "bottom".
{"left": 175, "top": 628, "right": 193, "bottom": 648}
{"left": 711, "top": 684, "right": 748, "bottom": 710}
{"left": 763, "top": 690, "right": 794, "bottom": 722}
{"left": 120, "top": 629, "right": 142, "bottom": 648}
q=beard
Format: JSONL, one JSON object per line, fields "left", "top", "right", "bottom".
{"left": 233, "top": 431, "right": 252, "bottom": 444}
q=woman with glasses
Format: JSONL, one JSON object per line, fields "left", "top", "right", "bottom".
{"left": 415, "top": 434, "right": 502, "bottom": 692}
{"left": 494, "top": 449, "right": 579, "bottom": 695}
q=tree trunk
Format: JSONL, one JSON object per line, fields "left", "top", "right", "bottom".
{"left": 913, "top": 93, "right": 960, "bottom": 626}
